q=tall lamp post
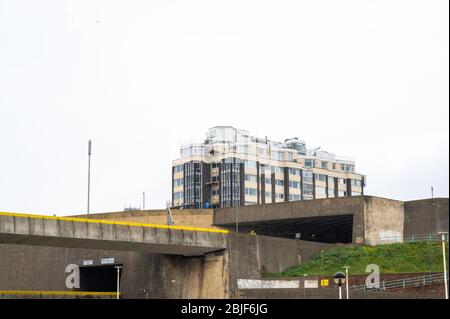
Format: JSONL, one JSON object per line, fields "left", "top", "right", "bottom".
{"left": 87, "top": 140, "right": 92, "bottom": 214}
{"left": 142, "top": 192, "right": 145, "bottom": 210}
{"left": 438, "top": 232, "right": 448, "bottom": 299}
{"left": 115, "top": 265, "right": 122, "bottom": 299}
{"left": 343, "top": 266, "right": 350, "bottom": 299}
{"left": 333, "top": 272, "right": 346, "bottom": 299}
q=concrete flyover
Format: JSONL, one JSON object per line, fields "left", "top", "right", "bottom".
{"left": 214, "top": 196, "right": 406, "bottom": 245}
{"left": 0, "top": 212, "right": 228, "bottom": 256}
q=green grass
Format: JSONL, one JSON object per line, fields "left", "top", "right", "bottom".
{"left": 267, "top": 242, "right": 449, "bottom": 277}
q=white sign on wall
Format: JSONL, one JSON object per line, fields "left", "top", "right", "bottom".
{"left": 83, "top": 260, "right": 93, "bottom": 266}
{"left": 101, "top": 258, "right": 115, "bottom": 265}
{"left": 237, "top": 279, "right": 300, "bottom": 289}
{"left": 304, "top": 280, "right": 318, "bottom": 288}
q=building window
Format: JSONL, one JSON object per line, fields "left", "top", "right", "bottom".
{"left": 275, "top": 193, "right": 284, "bottom": 199}
{"left": 174, "top": 165, "right": 183, "bottom": 173}
{"left": 245, "top": 174, "right": 257, "bottom": 183}
{"left": 244, "top": 160, "right": 257, "bottom": 169}
{"left": 287, "top": 152, "right": 293, "bottom": 161}
{"left": 289, "top": 181, "right": 300, "bottom": 189}
{"left": 332, "top": 163, "right": 336, "bottom": 170}
{"left": 174, "top": 192, "right": 183, "bottom": 200}
{"left": 288, "top": 168, "right": 300, "bottom": 176}
{"left": 351, "top": 179, "right": 362, "bottom": 187}
{"left": 244, "top": 188, "right": 257, "bottom": 196}
{"left": 321, "top": 161, "right": 328, "bottom": 169}
{"left": 289, "top": 194, "right": 301, "bottom": 201}
{"left": 174, "top": 178, "right": 183, "bottom": 187}
{"left": 275, "top": 179, "right": 284, "bottom": 186}
{"left": 273, "top": 166, "right": 284, "bottom": 174}
{"left": 305, "top": 159, "right": 314, "bottom": 167}
{"left": 328, "top": 189, "right": 335, "bottom": 198}
{"left": 315, "top": 174, "right": 327, "bottom": 182}
{"left": 265, "top": 178, "right": 272, "bottom": 184}
{"left": 338, "top": 190, "right": 347, "bottom": 197}
{"left": 315, "top": 186, "right": 327, "bottom": 196}
{"left": 302, "top": 171, "right": 313, "bottom": 184}
{"left": 302, "top": 183, "right": 314, "bottom": 196}
{"left": 265, "top": 192, "right": 272, "bottom": 198}
{"left": 258, "top": 148, "right": 264, "bottom": 156}
{"left": 261, "top": 165, "right": 271, "bottom": 174}
{"left": 271, "top": 151, "right": 284, "bottom": 161}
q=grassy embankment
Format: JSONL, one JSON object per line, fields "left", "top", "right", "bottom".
{"left": 268, "top": 241, "right": 449, "bottom": 277}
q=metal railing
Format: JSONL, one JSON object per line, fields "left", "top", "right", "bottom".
{"left": 352, "top": 272, "right": 449, "bottom": 292}
{"left": 365, "top": 233, "right": 448, "bottom": 246}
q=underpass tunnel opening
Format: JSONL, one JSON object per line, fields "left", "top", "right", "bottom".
{"left": 226, "top": 214, "right": 354, "bottom": 244}
{"left": 79, "top": 264, "right": 122, "bottom": 292}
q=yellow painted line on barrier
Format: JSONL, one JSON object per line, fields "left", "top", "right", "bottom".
{"left": 0, "top": 211, "right": 229, "bottom": 234}
{"left": 0, "top": 290, "right": 119, "bottom": 296}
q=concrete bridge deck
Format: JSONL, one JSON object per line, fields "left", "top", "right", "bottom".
{"left": 0, "top": 212, "right": 228, "bottom": 256}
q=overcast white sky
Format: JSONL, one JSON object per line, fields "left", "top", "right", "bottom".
{"left": 0, "top": 0, "right": 448, "bottom": 216}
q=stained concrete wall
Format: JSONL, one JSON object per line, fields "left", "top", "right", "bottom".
{"left": 404, "top": 198, "right": 449, "bottom": 237}
{"left": 71, "top": 209, "right": 216, "bottom": 229}
{"left": 0, "top": 243, "right": 228, "bottom": 299}
{"left": 0, "top": 213, "right": 227, "bottom": 256}
{"left": 214, "top": 196, "right": 364, "bottom": 224}
{"left": 0, "top": 233, "right": 341, "bottom": 299}
{"left": 214, "top": 196, "right": 409, "bottom": 246}
{"left": 225, "top": 234, "right": 342, "bottom": 296}
{"left": 362, "top": 196, "right": 405, "bottom": 245}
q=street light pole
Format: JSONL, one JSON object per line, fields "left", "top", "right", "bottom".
{"left": 439, "top": 232, "right": 448, "bottom": 299}
{"left": 142, "top": 192, "right": 145, "bottom": 210}
{"left": 115, "top": 265, "right": 122, "bottom": 299}
{"left": 333, "top": 272, "right": 346, "bottom": 300}
{"left": 344, "top": 266, "right": 350, "bottom": 299}
{"left": 87, "top": 140, "right": 92, "bottom": 214}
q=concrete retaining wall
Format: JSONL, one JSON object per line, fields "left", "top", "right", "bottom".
{"left": 404, "top": 198, "right": 449, "bottom": 237}
{"left": 0, "top": 243, "right": 228, "bottom": 299}
{"left": 71, "top": 209, "right": 216, "bottom": 229}
{"left": 225, "top": 234, "right": 340, "bottom": 295}
{"left": 363, "top": 196, "right": 405, "bottom": 245}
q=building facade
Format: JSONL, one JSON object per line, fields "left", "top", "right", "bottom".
{"left": 172, "top": 126, "right": 366, "bottom": 209}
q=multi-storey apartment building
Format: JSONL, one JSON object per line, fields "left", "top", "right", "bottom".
{"left": 172, "top": 126, "right": 366, "bottom": 209}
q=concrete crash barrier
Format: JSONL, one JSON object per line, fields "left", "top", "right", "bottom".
{"left": 237, "top": 279, "right": 300, "bottom": 289}
{"left": 0, "top": 212, "right": 228, "bottom": 256}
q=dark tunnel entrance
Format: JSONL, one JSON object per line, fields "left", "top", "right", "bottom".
{"left": 224, "top": 214, "right": 354, "bottom": 243}
{"left": 79, "top": 265, "right": 122, "bottom": 292}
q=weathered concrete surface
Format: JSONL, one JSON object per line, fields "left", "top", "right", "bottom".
{"left": 225, "top": 233, "right": 343, "bottom": 295}
{"left": 237, "top": 285, "right": 445, "bottom": 299}
{"left": 215, "top": 196, "right": 363, "bottom": 224}
{"left": 0, "top": 243, "right": 228, "bottom": 299}
{"left": 214, "top": 196, "right": 414, "bottom": 245}
{"left": 363, "top": 196, "right": 404, "bottom": 245}
{"left": 215, "top": 197, "right": 363, "bottom": 243}
{"left": 71, "top": 209, "right": 217, "bottom": 229}
{"left": 404, "top": 198, "right": 449, "bottom": 236}
{"left": 0, "top": 233, "right": 339, "bottom": 299}
{"left": 0, "top": 213, "right": 227, "bottom": 256}
{"left": 236, "top": 274, "right": 447, "bottom": 299}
